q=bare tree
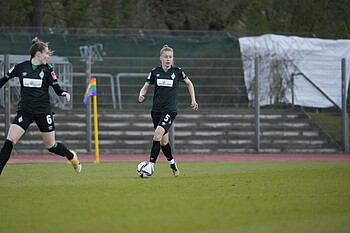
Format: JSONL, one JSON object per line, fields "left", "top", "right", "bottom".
{"left": 0, "top": 0, "right": 349, "bottom": 38}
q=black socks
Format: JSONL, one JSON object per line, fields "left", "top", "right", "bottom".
{"left": 0, "top": 141, "right": 73, "bottom": 175}
{"left": 48, "top": 143, "right": 74, "bottom": 160}
{"left": 150, "top": 141, "right": 174, "bottom": 163}
{"left": 149, "top": 140, "right": 160, "bottom": 163}
{"left": 161, "top": 143, "right": 174, "bottom": 161}
{"left": 0, "top": 139, "right": 14, "bottom": 175}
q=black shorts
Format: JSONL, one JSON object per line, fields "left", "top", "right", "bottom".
{"left": 12, "top": 111, "right": 55, "bottom": 132}
{"left": 151, "top": 111, "right": 177, "bottom": 134}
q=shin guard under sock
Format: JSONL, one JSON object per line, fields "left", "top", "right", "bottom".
{"left": 149, "top": 140, "right": 161, "bottom": 163}
{"left": 48, "top": 143, "right": 73, "bottom": 160}
{"left": 0, "top": 139, "right": 14, "bottom": 175}
{"left": 161, "top": 143, "right": 174, "bottom": 161}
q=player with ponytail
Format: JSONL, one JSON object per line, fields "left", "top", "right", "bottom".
{"left": 138, "top": 45, "right": 198, "bottom": 176}
{"left": 0, "top": 37, "right": 82, "bottom": 175}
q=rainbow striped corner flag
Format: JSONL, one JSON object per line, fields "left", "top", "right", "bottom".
{"left": 83, "top": 77, "right": 97, "bottom": 104}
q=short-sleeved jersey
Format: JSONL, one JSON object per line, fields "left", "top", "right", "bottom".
{"left": 0, "top": 60, "right": 65, "bottom": 114}
{"left": 146, "top": 66, "right": 188, "bottom": 113}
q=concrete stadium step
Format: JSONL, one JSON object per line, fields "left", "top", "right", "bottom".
{"left": 0, "top": 108, "right": 340, "bottom": 154}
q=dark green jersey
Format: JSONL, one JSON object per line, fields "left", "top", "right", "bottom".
{"left": 146, "top": 66, "right": 188, "bottom": 113}
{"left": 0, "top": 60, "right": 65, "bottom": 114}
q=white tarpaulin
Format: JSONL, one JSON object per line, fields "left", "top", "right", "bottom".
{"left": 238, "top": 34, "right": 350, "bottom": 108}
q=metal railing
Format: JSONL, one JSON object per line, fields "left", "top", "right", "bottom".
{"left": 291, "top": 72, "right": 340, "bottom": 109}
{"left": 1, "top": 55, "right": 349, "bottom": 152}
{"left": 73, "top": 72, "right": 116, "bottom": 108}
{"left": 289, "top": 60, "right": 349, "bottom": 151}
{"left": 0, "top": 55, "right": 73, "bottom": 109}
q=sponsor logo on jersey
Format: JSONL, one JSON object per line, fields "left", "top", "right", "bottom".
{"left": 51, "top": 71, "right": 57, "bottom": 80}
{"left": 23, "top": 78, "right": 43, "bottom": 88}
{"left": 157, "top": 79, "right": 173, "bottom": 87}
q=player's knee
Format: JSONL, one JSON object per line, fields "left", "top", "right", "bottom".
{"left": 153, "top": 135, "right": 162, "bottom": 141}
{"left": 153, "top": 132, "right": 164, "bottom": 141}
{"left": 160, "top": 139, "right": 168, "bottom": 146}
{"left": 153, "top": 127, "right": 166, "bottom": 141}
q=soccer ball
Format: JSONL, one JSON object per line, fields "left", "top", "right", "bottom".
{"left": 136, "top": 161, "right": 154, "bottom": 178}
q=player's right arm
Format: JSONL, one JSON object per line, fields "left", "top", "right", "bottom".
{"left": 138, "top": 82, "right": 151, "bottom": 103}
{"left": 0, "top": 76, "right": 8, "bottom": 88}
{"left": 0, "top": 65, "right": 18, "bottom": 89}
{"left": 138, "top": 71, "right": 154, "bottom": 103}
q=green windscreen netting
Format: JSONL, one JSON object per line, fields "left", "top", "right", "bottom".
{"left": 0, "top": 32, "right": 248, "bottom": 110}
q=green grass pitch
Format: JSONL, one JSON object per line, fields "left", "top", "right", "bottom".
{"left": 0, "top": 161, "right": 349, "bottom": 233}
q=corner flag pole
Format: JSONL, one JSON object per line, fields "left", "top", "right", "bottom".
{"left": 93, "top": 94, "right": 100, "bottom": 163}
{"left": 83, "top": 77, "right": 100, "bottom": 163}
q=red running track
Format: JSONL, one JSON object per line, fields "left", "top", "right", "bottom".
{"left": 8, "top": 153, "right": 350, "bottom": 163}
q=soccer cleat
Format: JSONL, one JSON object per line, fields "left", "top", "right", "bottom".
{"left": 69, "top": 151, "right": 82, "bottom": 173}
{"left": 170, "top": 162, "right": 179, "bottom": 177}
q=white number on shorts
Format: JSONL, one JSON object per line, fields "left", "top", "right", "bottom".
{"left": 164, "top": 114, "right": 170, "bottom": 122}
{"left": 46, "top": 115, "right": 53, "bottom": 124}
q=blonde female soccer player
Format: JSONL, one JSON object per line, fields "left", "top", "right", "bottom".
{"left": 138, "top": 45, "right": 198, "bottom": 176}
{"left": 0, "top": 37, "right": 81, "bottom": 175}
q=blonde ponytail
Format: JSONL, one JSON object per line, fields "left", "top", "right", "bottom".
{"left": 160, "top": 45, "right": 173, "bottom": 55}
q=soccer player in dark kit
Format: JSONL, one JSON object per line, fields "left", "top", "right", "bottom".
{"left": 138, "top": 45, "right": 198, "bottom": 177}
{"left": 0, "top": 37, "right": 82, "bottom": 175}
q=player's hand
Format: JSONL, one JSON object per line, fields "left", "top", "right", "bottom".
{"left": 138, "top": 95, "right": 145, "bottom": 103}
{"left": 62, "top": 92, "right": 71, "bottom": 101}
{"left": 191, "top": 101, "right": 198, "bottom": 110}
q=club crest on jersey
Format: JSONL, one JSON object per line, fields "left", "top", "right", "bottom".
{"left": 171, "top": 73, "right": 175, "bottom": 80}
{"left": 39, "top": 70, "right": 44, "bottom": 79}
{"left": 22, "top": 72, "right": 27, "bottom": 76}
{"left": 156, "top": 74, "right": 160, "bottom": 77}
{"left": 51, "top": 71, "right": 57, "bottom": 80}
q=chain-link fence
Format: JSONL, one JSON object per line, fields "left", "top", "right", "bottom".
{"left": 69, "top": 56, "right": 247, "bottom": 110}
{"left": 0, "top": 29, "right": 349, "bottom": 153}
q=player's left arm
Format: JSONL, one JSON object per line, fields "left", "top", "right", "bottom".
{"left": 184, "top": 78, "right": 198, "bottom": 110}
{"left": 49, "top": 68, "right": 70, "bottom": 101}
